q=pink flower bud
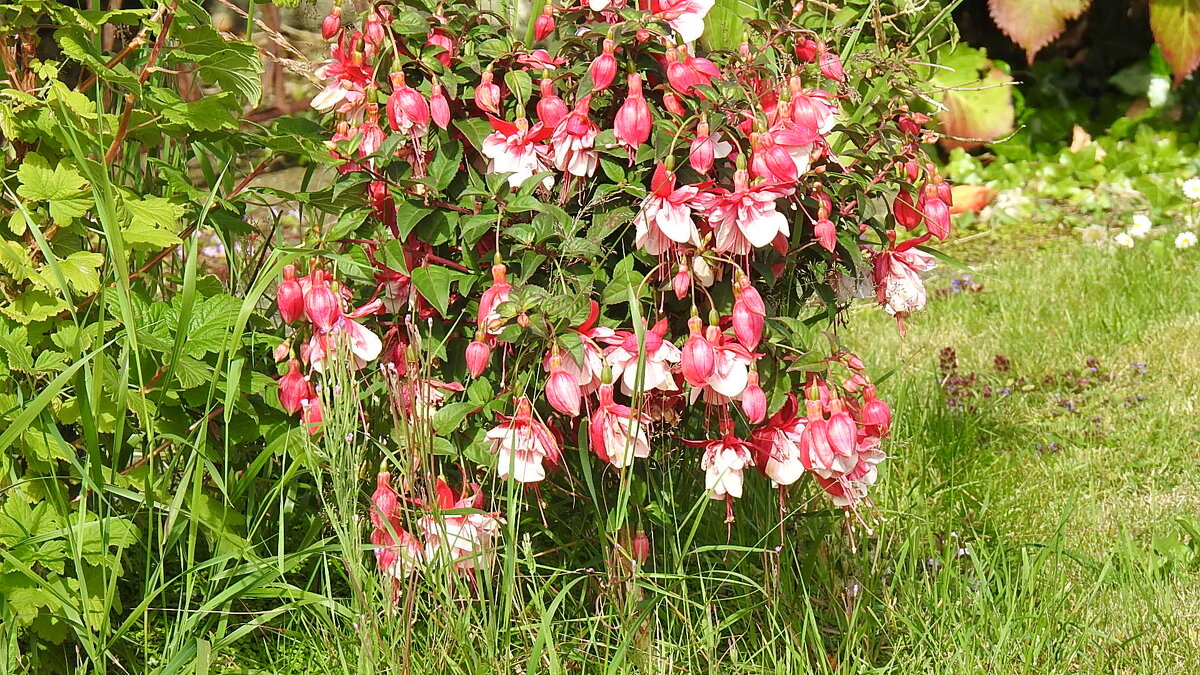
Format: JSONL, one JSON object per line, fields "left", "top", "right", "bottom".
{"left": 387, "top": 72, "right": 430, "bottom": 134}
{"left": 370, "top": 470, "right": 398, "bottom": 530}
{"left": 672, "top": 263, "right": 690, "bottom": 300}
{"left": 466, "top": 338, "right": 491, "bottom": 378}
{"left": 537, "top": 78, "right": 568, "bottom": 128}
{"left": 426, "top": 30, "right": 455, "bottom": 68}
{"left": 923, "top": 197, "right": 951, "bottom": 239}
{"left": 534, "top": 7, "right": 555, "bottom": 41}
{"left": 893, "top": 188, "right": 922, "bottom": 230}
{"left": 689, "top": 122, "right": 714, "bottom": 173}
{"left": 364, "top": 10, "right": 386, "bottom": 47}
{"left": 273, "top": 340, "right": 291, "bottom": 363}
{"left": 935, "top": 179, "right": 953, "bottom": 205}
{"left": 732, "top": 302, "right": 763, "bottom": 351}
{"left": 814, "top": 218, "right": 836, "bottom": 252}
{"left": 321, "top": 7, "right": 342, "bottom": 41}
{"left": 635, "top": 28, "right": 651, "bottom": 43}
{"left": 826, "top": 403, "right": 858, "bottom": 457}
{"left": 277, "top": 264, "right": 305, "bottom": 324}
{"left": 278, "top": 359, "right": 309, "bottom": 415}
{"left": 819, "top": 49, "right": 846, "bottom": 83}
{"left": 475, "top": 70, "right": 501, "bottom": 114}
{"left": 546, "top": 365, "right": 582, "bottom": 417}
{"left": 304, "top": 278, "right": 342, "bottom": 331}
{"left": 589, "top": 40, "right": 618, "bottom": 92}
{"left": 861, "top": 388, "right": 892, "bottom": 432}
{"left": 737, "top": 275, "right": 766, "bottom": 316}
{"left": 741, "top": 372, "right": 767, "bottom": 423}
{"left": 632, "top": 530, "right": 650, "bottom": 565}
{"left": 614, "top": 73, "right": 651, "bottom": 153}
{"left": 430, "top": 82, "right": 450, "bottom": 129}
{"left": 681, "top": 317, "right": 716, "bottom": 386}
{"left": 663, "top": 91, "right": 685, "bottom": 116}
{"left": 795, "top": 38, "right": 819, "bottom": 63}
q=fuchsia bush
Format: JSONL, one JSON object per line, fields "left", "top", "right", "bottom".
{"left": 281, "top": 0, "right": 954, "bottom": 581}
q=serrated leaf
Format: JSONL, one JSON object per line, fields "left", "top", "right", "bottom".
{"left": 123, "top": 221, "right": 182, "bottom": 250}
{"left": 0, "top": 325, "right": 34, "bottom": 372}
{"left": 16, "top": 153, "right": 86, "bottom": 201}
{"left": 171, "top": 25, "right": 263, "bottom": 105}
{"left": 1150, "top": 0, "right": 1200, "bottom": 85}
{"left": 150, "top": 87, "right": 239, "bottom": 131}
{"left": 2, "top": 291, "right": 69, "bottom": 324}
{"left": 57, "top": 251, "right": 104, "bottom": 293}
{"left": 0, "top": 240, "right": 38, "bottom": 284}
{"left": 987, "top": 0, "right": 1092, "bottom": 62}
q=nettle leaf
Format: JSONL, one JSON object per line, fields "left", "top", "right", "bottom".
{"left": 0, "top": 324, "right": 35, "bottom": 372}
{"left": 0, "top": 240, "right": 39, "bottom": 284}
{"left": 2, "top": 290, "right": 69, "bottom": 324}
{"left": 55, "top": 26, "right": 140, "bottom": 90}
{"left": 987, "top": 0, "right": 1092, "bottom": 62}
{"left": 1150, "top": 0, "right": 1200, "bottom": 85}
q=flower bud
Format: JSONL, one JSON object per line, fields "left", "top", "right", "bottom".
{"left": 861, "top": 389, "right": 892, "bottom": 432}
{"left": 546, "top": 364, "right": 582, "bottom": 417}
{"left": 825, "top": 402, "right": 858, "bottom": 457}
{"left": 430, "top": 81, "right": 450, "bottom": 129}
{"left": 814, "top": 218, "right": 836, "bottom": 252}
{"left": 588, "top": 40, "right": 618, "bottom": 91}
{"left": 614, "top": 73, "right": 651, "bottom": 153}
{"left": 923, "top": 197, "right": 951, "bottom": 239}
{"left": 681, "top": 316, "right": 716, "bottom": 386}
{"left": 632, "top": 530, "right": 650, "bottom": 565}
{"left": 273, "top": 340, "right": 291, "bottom": 363}
{"left": 321, "top": 6, "right": 342, "bottom": 41}
{"left": 672, "top": 262, "right": 690, "bottom": 300}
{"left": 534, "top": 6, "right": 555, "bottom": 41}
{"left": 466, "top": 337, "right": 491, "bottom": 378}
{"left": 795, "top": 38, "right": 819, "bottom": 63}
{"left": 663, "top": 91, "right": 686, "bottom": 116}
{"left": 689, "top": 122, "right": 714, "bottom": 173}
{"left": 819, "top": 48, "right": 846, "bottom": 83}
{"left": 475, "top": 70, "right": 501, "bottom": 114}
{"left": 537, "top": 78, "right": 568, "bottom": 128}
{"left": 277, "top": 264, "right": 305, "bottom": 324}
{"left": 732, "top": 302, "right": 763, "bottom": 351}
{"left": 893, "top": 188, "right": 922, "bottom": 230}
{"left": 304, "top": 278, "right": 342, "bottom": 331}
{"left": 741, "top": 372, "right": 767, "bottom": 423}
{"left": 278, "top": 360, "right": 309, "bottom": 415}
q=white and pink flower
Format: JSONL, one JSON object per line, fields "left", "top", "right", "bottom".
{"left": 590, "top": 382, "right": 652, "bottom": 468}
{"left": 707, "top": 169, "right": 793, "bottom": 255}
{"left": 486, "top": 397, "right": 561, "bottom": 483}
{"left": 602, "top": 319, "right": 681, "bottom": 395}
{"left": 634, "top": 163, "right": 704, "bottom": 255}
{"left": 482, "top": 116, "right": 554, "bottom": 189}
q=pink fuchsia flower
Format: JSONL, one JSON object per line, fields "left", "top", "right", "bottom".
{"left": 698, "top": 434, "right": 755, "bottom": 501}
{"left": 536, "top": 78, "right": 568, "bottom": 129}
{"left": 614, "top": 73, "right": 652, "bottom": 158}
{"left": 873, "top": 237, "right": 937, "bottom": 320}
{"left": 357, "top": 106, "right": 386, "bottom": 159}
{"left": 798, "top": 397, "right": 857, "bottom": 478}
{"left": 517, "top": 49, "right": 566, "bottom": 70}
{"left": 426, "top": 29, "right": 456, "bottom": 68}
{"left": 749, "top": 132, "right": 798, "bottom": 185}
{"left": 681, "top": 315, "right": 715, "bottom": 386}
{"left": 860, "top": 385, "right": 892, "bottom": 434}
{"left": 430, "top": 81, "right": 451, "bottom": 129}
{"left": 551, "top": 96, "right": 600, "bottom": 177}
{"left": 277, "top": 265, "right": 304, "bottom": 324}
{"left": 741, "top": 371, "right": 766, "bottom": 423}
{"left": 306, "top": 299, "right": 385, "bottom": 373}
{"left": 486, "top": 397, "right": 562, "bottom": 483}
{"left": 732, "top": 276, "right": 766, "bottom": 351}
{"left": 303, "top": 271, "right": 342, "bottom": 330}
{"left": 386, "top": 71, "right": 430, "bottom": 138}
{"left": 750, "top": 394, "right": 807, "bottom": 486}
{"left": 688, "top": 326, "right": 753, "bottom": 405}
{"left": 917, "top": 182, "right": 952, "bottom": 239}
{"left": 789, "top": 86, "right": 838, "bottom": 137}
{"left": 544, "top": 301, "right": 609, "bottom": 396}
{"left": 545, "top": 353, "right": 583, "bottom": 417}
{"left": 652, "top": 0, "right": 716, "bottom": 43}
{"left": 418, "top": 478, "right": 503, "bottom": 572}
{"left": 665, "top": 47, "right": 720, "bottom": 95}
{"left": 589, "top": 39, "right": 618, "bottom": 91}
{"left": 687, "top": 121, "right": 729, "bottom": 174}
{"left": 370, "top": 471, "right": 426, "bottom": 578}
{"left": 603, "top": 318, "right": 682, "bottom": 395}
{"left": 466, "top": 335, "right": 492, "bottom": 378}
{"left": 477, "top": 261, "right": 512, "bottom": 336}
{"left": 311, "top": 38, "right": 372, "bottom": 114}
{"left": 795, "top": 38, "right": 819, "bottom": 63}
{"left": 818, "top": 48, "right": 847, "bottom": 83}
{"left": 474, "top": 70, "right": 501, "bottom": 114}
{"left": 813, "top": 435, "right": 886, "bottom": 508}
{"left": 673, "top": 261, "right": 691, "bottom": 299}
{"left": 589, "top": 382, "right": 653, "bottom": 468}
{"left": 892, "top": 187, "right": 922, "bottom": 230}
{"left": 534, "top": 7, "right": 556, "bottom": 41}
{"left": 708, "top": 169, "right": 793, "bottom": 255}
{"left": 633, "top": 163, "right": 704, "bottom": 256}
{"left": 321, "top": 6, "right": 342, "bottom": 40}
{"left": 482, "top": 116, "right": 554, "bottom": 189}
{"left": 278, "top": 359, "right": 311, "bottom": 415}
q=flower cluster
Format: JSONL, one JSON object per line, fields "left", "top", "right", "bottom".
{"left": 287, "top": 0, "right": 951, "bottom": 584}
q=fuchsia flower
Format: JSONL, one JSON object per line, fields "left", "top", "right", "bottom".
{"left": 708, "top": 169, "right": 793, "bottom": 255}
{"left": 303, "top": 271, "right": 342, "bottom": 330}
{"left": 795, "top": 38, "right": 819, "bottom": 63}
{"left": 688, "top": 326, "right": 753, "bottom": 404}
{"left": 681, "top": 315, "right": 715, "bottom": 386}
{"left": 750, "top": 132, "right": 798, "bottom": 185}
{"left": 741, "top": 371, "right": 766, "bottom": 423}
{"left": 475, "top": 70, "right": 501, "bottom": 114}
{"left": 893, "top": 187, "right": 922, "bottom": 230}
{"left": 545, "top": 301, "right": 608, "bottom": 396}
{"left": 665, "top": 48, "right": 720, "bottom": 95}
{"left": 306, "top": 298, "right": 385, "bottom": 373}
{"left": 278, "top": 359, "right": 310, "bottom": 415}
{"left": 418, "top": 478, "right": 503, "bottom": 571}
{"left": 545, "top": 353, "right": 583, "bottom": 416}
{"left": 311, "top": 37, "right": 373, "bottom": 114}
{"left": 426, "top": 29, "right": 456, "bottom": 68}
{"left": 751, "top": 394, "right": 807, "bottom": 486}
{"left": 482, "top": 116, "right": 554, "bottom": 189}
{"left": 590, "top": 382, "right": 653, "bottom": 468}
{"left": 517, "top": 49, "right": 566, "bottom": 70}
{"left": 589, "top": 40, "right": 618, "bottom": 91}
{"left": 819, "top": 48, "right": 847, "bottom": 83}
{"left": 466, "top": 335, "right": 491, "bottom": 378}
{"left": 276, "top": 265, "right": 304, "bottom": 324}
{"left": 651, "top": 0, "right": 716, "bottom": 43}
{"left": 873, "top": 237, "right": 937, "bottom": 319}
{"left": 789, "top": 87, "right": 838, "bottom": 137}
{"left": 430, "top": 81, "right": 451, "bottom": 129}
{"left": 537, "top": 78, "right": 569, "bottom": 128}
{"left": 477, "top": 261, "right": 512, "bottom": 336}
{"left": 534, "top": 7, "right": 556, "bottom": 42}
{"left": 371, "top": 471, "right": 426, "bottom": 577}
{"left": 634, "top": 163, "right": 704, "bottom": 255}
{"left": 917, "top": 181, "right": 952, "bottom": 239}
{"left": 386, "top": 71, "right": 430, "bottom": 137}
{"left": 732, "top": 274, "right": 766, "bottom": 350}
{"left": 486, "top": 397, "right": 562, "bottom": 483}
{"left": 673, "top": 262, "right": 691, "bottom": 299}
{"left": 813, "top": 434, "right": 885, "bottom": 508}
{"left": 551, "top": 96, "right": 600, "bottom": 177}
{"left": 603, "top": 319, "right": 681, "bottom": 395}
{"left": 614, "top": 73, "right": 652, "bottom": 157}
{"left": 860, "top": 385, "right": 892, "bottom": 434}
{"left": 357, "top": 106, "right": 386, "bottom": 158}
{"left": 698, "top": 434, "right": 755, "bottom": 501}
{"left": 321, "top": 6, "right": 342, "bottom": 41}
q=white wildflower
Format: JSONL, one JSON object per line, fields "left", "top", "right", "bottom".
{"left": 1113, "top": 232, "right": 1135, "bottom": 248}
{"left": 1175, "top": 232, "right": 1197, "bottom": 249}
{"left": 1183, "top": 178, "right": 1200, "bottom": 201}
{"left": 1129, "top": 215, "right": 1152, "bottom": 238}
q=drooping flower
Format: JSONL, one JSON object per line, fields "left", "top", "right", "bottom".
{"left": 873, "top": 237, "right": 937, "bottom": 320}
{"left": 386, "top": 71, "right": 430, "bottom": 138}
{"left": 418, "top": 478, "right": 503, "bottom": 572}
{"left": 614, "top": 73, "right": 652, "bottom": 157}
{"left": 306, "top": 298, "right": 385, "bottom": 373}
{"left": 707, "top": 169, "right": 793, "bottom": 255}
{"left": 536, "top": 78, "right": 569, "bottom": 128}
{"left": 813, "top": 434, "right": 886, "bottom": 509}
{"left": 588, "top": 39, "right": 618, "bottom": 91}
{"left": 486, "top": 397, "right": 562, "bottom": 483}
{"left": 551, "top": 96, "right": 600, "bottom": 177}
{"left": 321, "top": 6, "right": 342, "bottom": 41}
{"left": 732, "top": 274, "right": 766, "bottom": 351}
{"left": 534, "top": 5, "right": 556, "bottom": 41}
{"left": 278, "top": 359, "right": 311, "bottom": 415}
{"left": 466, "top": 335, "right": 491, "bottom": 378}
{"left": 357, "top": 106, "right": 386, "bottom": 159}
{"left": 590, "top": 382, "right": 652, "bottom": 468}
{"left": 311, "top": 38, "right": 373, "bottom": 114}
{"left": 634, "top": 163, "right": 703, "bottom": 255}
{"left": 665, "top": 47, "right": 720, "bottom": 95}
{"left": 371, "top": 471, "right": 426, "bottom": 577}
{"left": 303, "top": 271, "right": 342, "bottom": 330}
{"left": 545, "top": 353, "right": 583, "bottom": 417}
{"left": 750, "top": 394, "right": 807, "bottom": 486}
{"left": 818, "top": 48, "right": 846, "bottom": 83}
{"left": 741, "top": 371, "right": 766, "bottom": 423}
{"left": 426, "top": 29, "right": 456, "bottom": 68}
{"left": 603, "top": 319, "right": 682, "bottom": 395}
{"left": 545, "top": 301, "right": 609, "bottom": 396}
{"left": 651, "top": 0, "right": 716, "bottom": 43}
{"left": 277, "top": 265, "right": 305, "bottom": 324}
{"left": 481, "top": 116, "right": 554, "bottom": 189}
{"left": 429, "top": 81, "right": 451, "bottom": 129}
{"left": 681, "top": 315, "right": 715, "bottom": 386}
{"left": 516, "top": 49, "right": 566, "bottom": 70}
{"left": 860, "top": 385, "right": 892, "bottom": 434}
{"left": 474, "top": 70, "right": 501, "bottom": 114}
{"left": 688, "top": 327, "right": 753, "bottom": 405}
{"left": 698, "top": 434, "right": 755, "bottom": 501}
{"left": 477, "top": 260, "right": 512, "bottom": 336}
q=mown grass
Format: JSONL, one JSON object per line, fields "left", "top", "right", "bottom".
{"left": 196, "top": 240, "right": 1200, "bottom": 675}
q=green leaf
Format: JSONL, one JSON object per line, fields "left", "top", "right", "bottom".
{"left": 121, "top": 195, "right": 184, "bottom": 250}
{"left": 57, "top": 251, "right": 104, "bottom": 293}
{"left": 433, "top": 402, "right": 478, "bottom": 436}
{"left": 170, "top": 24, "right": 264, "bottom": 105}
{"left": 504, "top": 70, "right": 533, "bottom": 105}
{"left": 1150, "top": 0, "right": 1200, "bottom": 85}
{"left": 16, "top": 153, "right": 86, "bottom": 201}
{"left": 122, "top": 221, "right": 182, "bottom": 250}
{"left": 149, "top": 87, "right": 239, "bottom": 131}
{"left": 987, "top": 0, "right": 1092, "bottom": 62}
{"left": 410, "top": 265, "right": 459, "bottom": 316}
{"left": 0, "top": 240, "right": 38, "bottom": 284}
{"left": 454, "top": 118, "right": 493, "bottom": 154}
{"left": 394, "top": 202, "right": 435, "bottom": 240}
{"left": 0, "top": 324, "right": 34, "bottom": 372}
{"left": 2, "top": 291, "right": 69, "bottom": 324}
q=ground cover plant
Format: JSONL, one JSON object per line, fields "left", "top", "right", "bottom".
{"left": 2, "top": 0, "right": 1197, "bottom": 673}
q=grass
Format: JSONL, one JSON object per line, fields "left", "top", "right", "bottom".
{"left": 176, "top": 239, "right": 1197, "bottom": 675}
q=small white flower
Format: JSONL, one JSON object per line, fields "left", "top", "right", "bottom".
{"left": 1080, "top": 224, "right": 1108, "bottom": 245}
{"left": 1183, "top": 178, "right": 1200, "bottom": 201}
{"left": 1129, "top": 215, "right": 1152, "bottom": 238}
{"left": 1176, "top": 232, "right": 1197, "bottom": 249}
{"left": 1147, "top": 76, "right": 1171, "bottom": 108}
{"left": 1114, "top": 233, "right": 1135, "bottom": 248}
